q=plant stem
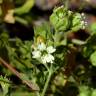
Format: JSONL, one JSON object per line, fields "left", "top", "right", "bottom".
{"left": 65, "top": 0, "right": 69, "bottom": 9}
{"left": 15, "top": 16, "right": 28, "bottom": 25}
{"left": 41, "top": 68, "right": 52, "bottom": 96}
{"left": 0, "top": 57, "right": 39, "bottom": 91}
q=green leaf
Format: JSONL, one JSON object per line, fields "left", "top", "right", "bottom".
{"left": 34, "top": 22, "right": 52, "bottom": 44}
{"left": 0, "top": 76, "right": 10, "bottom": 96}
{"left": 90, "top": 51, "right": 96, "bottom": 66}
{"left": 71, "top": 13, "right": 84, "bottom": 32}
{"left": 92, "top": 89, "right": 96, "bottom": 96}
{"left": 50, "top": 6, "right": 69, "bottom": 32}
{"left": 79, "top": 86, "right": 92, "bottom": 96}
{"left": 82, "top": 34, "right": 96, "bottom": 58}
{"left": 15, "top": 0, "right": 35, "bottom": 15}
{"left": 83, "top": 46, "right": 93, "bottom": 58}
{"left": 90, "top": 23, "right": 96, "bottom": 34}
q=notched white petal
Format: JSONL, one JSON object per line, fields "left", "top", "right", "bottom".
{"left": 41, "top": 54, "right": 55, "bottom": 64}
{"left": 47, "top": 46, "right": 56, "bottom": 53}
{"left": 32, "top": 51, "right": 41, "bottom": 58}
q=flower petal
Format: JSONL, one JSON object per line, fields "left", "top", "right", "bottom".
{"left": 32, "top": 51, "right": 41, "bottom": 58}
{"left": 47, "top": 46, "right": 56, "bottom": 53}
{"left": 41, "top": 54, "right": 54, "bottom": 64}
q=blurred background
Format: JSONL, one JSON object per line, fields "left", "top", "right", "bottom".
{"left": 0, "top": 0, "right": 96, "bottom": 40}
{"left": 1, "top": 0, "right": 96, "bottom": 96}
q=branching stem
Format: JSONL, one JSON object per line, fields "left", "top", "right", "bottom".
{"left": 41, "top": 64, "right": 53, "bottom": 96}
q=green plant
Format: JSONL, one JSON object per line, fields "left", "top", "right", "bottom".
{"left": 0, "top": 3, "right": 96, "bottom": 96}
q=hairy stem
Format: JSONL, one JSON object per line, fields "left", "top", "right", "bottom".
{"left": 41, "top": 65, "right": 52, "bottom": 96}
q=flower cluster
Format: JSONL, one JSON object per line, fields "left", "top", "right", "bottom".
{"left": 81, "top": 13, "right": 87, "bottom": 29}
{"left": 32, "top": 43, "right": 56, "bottom": 64}
{"left": 71, "top": 12, "right": 87, "bottom": 31}
{"left": 50, "top": 6, "right": 87, "bottom": 32}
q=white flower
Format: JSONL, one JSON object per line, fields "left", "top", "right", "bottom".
{"left": 47, "top": 46, "right": 56, "bottom": 53}
{"left": 32, "top": 43, "right": 56, "bottom": 64}
{"left": 32, "top": 50, "right": 41, "bottom": 58}
{"left": 41, "top": 54, "right": 55, "bottom": 64}
{"left": 38, "top": 43, "right": 46, "bottom": 51}
{"left": 80, "top": 20, "right": 87, "bottom": 29}
{"left": 81, "top": 21, "right": 85, "bottom": 25}
{"left": 81, "top": 13, "right": 85, "bottom": 17}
